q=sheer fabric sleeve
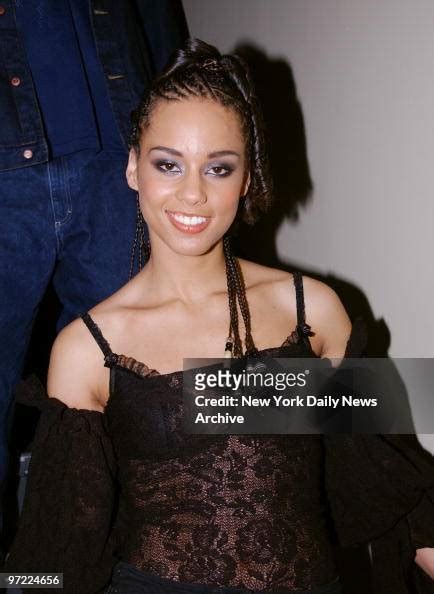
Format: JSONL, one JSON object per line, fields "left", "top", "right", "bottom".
{"left": 324, "top": 319, "right": 434, "bottom": 593}
{"left": 4, "top": 375, "right": 119, "bottom": 594}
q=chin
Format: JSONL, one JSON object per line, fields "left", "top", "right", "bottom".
{"left": 170, "top": 242, "right": 218, "bottom": 257}
{"left": 164, "top": 234, "right": 223, "bottom": 257}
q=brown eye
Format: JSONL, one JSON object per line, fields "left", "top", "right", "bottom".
{"left": 207, "top": 164, "right": 234, "bottom": 177}
{"left": 153, "top": 160, "right": 181, "bottom": 174}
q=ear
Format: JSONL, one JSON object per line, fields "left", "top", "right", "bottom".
{"left": 241, "top": 170, "right": 251, "bottom": 197}
{"left": 126, "top": 148, "right": 139, "bottom": 191}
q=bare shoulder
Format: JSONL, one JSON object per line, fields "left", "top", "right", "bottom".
{"left": 238, "top": 259, "right": 293, "bottom": 293}
{"left": 241, "top": 259, "right": 344, "bottom": 311}
{"left": 47, "top": 314, "right": 108, "bottom": 412}
{"left": 48, "top": 278, "right": 143, "bottom": 410}
{"left": 239, "top": 260, "right": 351, "bottom": 357}
{"left": 302, "top": 276, "right": 352, "bottom": 357}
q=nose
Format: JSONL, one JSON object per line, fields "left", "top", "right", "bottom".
{"left": 176, "top": 171, "right": 207, "bottom": 206}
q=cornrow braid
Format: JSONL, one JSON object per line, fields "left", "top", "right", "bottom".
{"left": 129, "top": 38, "right": 273, "bottom": 227}
{"left": 220, "top": 54, "right": 272, "bottom": 225}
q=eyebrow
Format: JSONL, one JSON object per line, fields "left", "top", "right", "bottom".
{"left": 148, "top": 146, "right": 240, "bottom": 158}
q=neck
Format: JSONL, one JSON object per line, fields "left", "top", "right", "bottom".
{"left": 139, "top": 234, "right": 229, "bottom": 304}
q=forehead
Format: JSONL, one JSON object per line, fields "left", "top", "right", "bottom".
{"left": 141, "top": 97, "right": 245, "bottom": 155}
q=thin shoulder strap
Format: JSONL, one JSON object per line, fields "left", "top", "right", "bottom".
{"left": 292, "top": 272, "right": 313, "bottom": 341}
{"left": 81, "top": 312, "right": 118, "bottom": 367}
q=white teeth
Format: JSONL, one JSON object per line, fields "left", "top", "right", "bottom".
{"left": 171, "top": 213, "right": 208, "bottom": 226}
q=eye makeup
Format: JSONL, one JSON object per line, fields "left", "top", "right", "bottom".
{"left": 152, "top": 159, "right": 182, "bottom": 174}
{"left": 151, "top": 158, "right": 237, "bottom": 178}
{"left": 205, "top": 162, "right": 236, "bottom": 177}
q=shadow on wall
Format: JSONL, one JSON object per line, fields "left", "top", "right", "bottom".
{"left": 232, "top": 43, "right": 398, "bottom": 594}
{"left": 232, "top": 42, "right": 390, "bottom": 360}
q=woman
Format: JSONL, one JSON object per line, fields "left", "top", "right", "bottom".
{"left": 6, "top": 40, "right": 434, "bottom": 594}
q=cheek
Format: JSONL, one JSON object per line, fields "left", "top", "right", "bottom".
{"left": 137, "top": 167, "right": 171, "bottom": 201}
{"left": 136, "top": 170, "right": 168, "bottom": 224}
{"left": 217, "top": 190, "right": 240, "bottom": 215}
{"left": 210, "top": 177, "right": 244, "bottom": 213}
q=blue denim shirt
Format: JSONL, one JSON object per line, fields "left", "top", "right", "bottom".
{"left": 0, "top": 0, "right": 188, "bottom": 171}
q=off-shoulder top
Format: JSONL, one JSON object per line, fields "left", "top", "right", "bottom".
{"left": 5, "top": 273, "right": 434, "bottom": 594}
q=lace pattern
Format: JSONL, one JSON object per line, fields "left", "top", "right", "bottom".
{"left": 9, "top": 319, "right": 434, "bottom": 594}
{"left": 106, "top": 339, "right": 338, "bottom": 591}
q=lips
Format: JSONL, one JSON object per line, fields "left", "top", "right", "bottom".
{"left": 165, "top": 210, "right": 211, "bottom": 234}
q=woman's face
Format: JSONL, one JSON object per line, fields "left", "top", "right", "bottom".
{"left": 126, "top": 97, "right": 250, "bottom": 257}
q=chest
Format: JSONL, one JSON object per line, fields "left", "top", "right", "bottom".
{"left": 115, "top": 298, "right": 297, "bottom": 376}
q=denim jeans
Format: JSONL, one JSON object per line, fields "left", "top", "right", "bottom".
{"left": 105, "top": 562, "right": 343, "bottom": 594}
{"left": 0, "top": 148, "right": 137, "bottom": 489}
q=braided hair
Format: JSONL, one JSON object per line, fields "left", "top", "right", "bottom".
{"left": 130, "top": 39, "right": 273, "bottom": 356}
{"left": 130, "top": 38, "right": 272, "bottom": 226}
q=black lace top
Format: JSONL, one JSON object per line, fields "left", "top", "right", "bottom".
{"left": 5, "top": 273, "right": 434, "bottom": 594}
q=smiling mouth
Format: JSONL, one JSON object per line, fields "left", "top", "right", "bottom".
{"left": 165, "top": 209, "right": 212, "bottom": 233}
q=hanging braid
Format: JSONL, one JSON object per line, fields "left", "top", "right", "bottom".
{"left": 232, "top": 257, "right": 257, "bottom": 356}
{"left": 223, "top": 235, "right": 257, "bottom": 357}
{"left": 223, "top": 236, "right": 242, "bottom": 357}
{"left": 133, "top": 234, "right": 257, "bottom": 358}
{"left": 129, "top": 194, "right": 149, "bottom": 280}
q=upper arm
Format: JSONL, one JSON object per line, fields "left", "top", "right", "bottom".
{"left": 302, "top": 276, "right": 352, "bottom": 360}
{"left": 47, "top": 318, "right": 106, "bottom": 412}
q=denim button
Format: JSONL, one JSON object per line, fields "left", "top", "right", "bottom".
{"left": 0, "top": 7, "right": 5, "bottom": 15}
{"left": 11, "top": 76, "right": 21, "bottom": 87}
{"left": 23, "top": 150, "right": 33, "bottom": 159}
